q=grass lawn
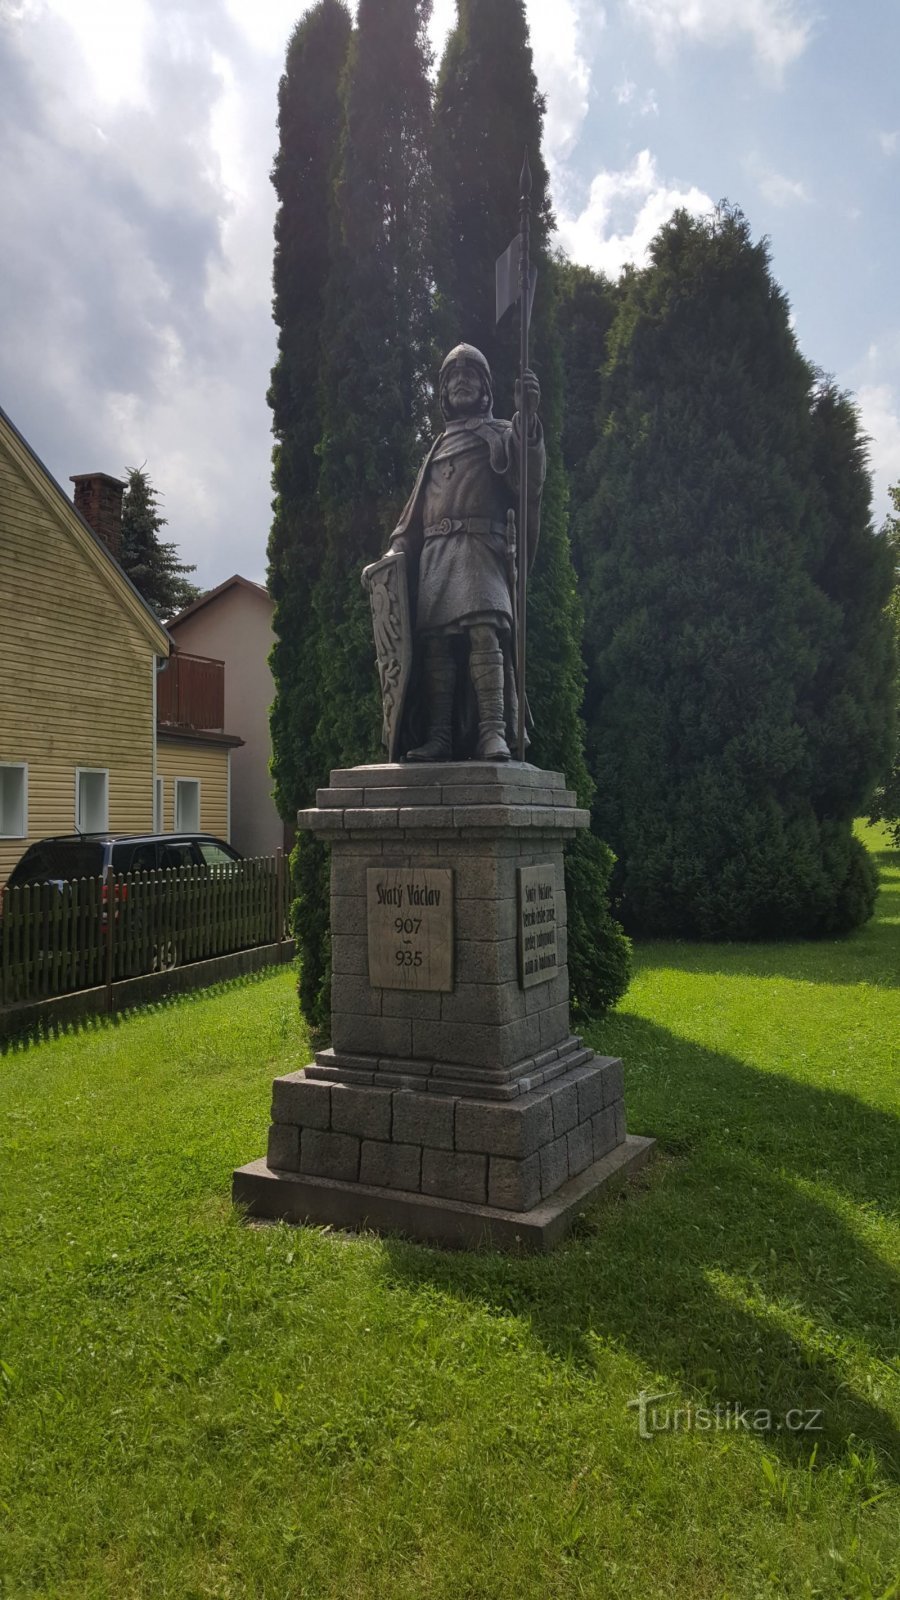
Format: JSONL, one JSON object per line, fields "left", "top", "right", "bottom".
{"left": 0, "top": 825, "right": 897, "bottom": 1599}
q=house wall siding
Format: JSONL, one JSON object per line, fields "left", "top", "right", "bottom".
{"left": 0, "top": 434, "right": 162, "bottom": 884}
{"left": 169, "top": 585, "right": 284, "bottom": 856}
{"left": 155, "top": 739, "right": 230, "bottom": 840}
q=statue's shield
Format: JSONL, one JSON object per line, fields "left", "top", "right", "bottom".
{"left": 361, "top": 550, "right": 413, "bottom": 762}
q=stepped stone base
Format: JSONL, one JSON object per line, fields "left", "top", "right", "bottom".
{"left": 233, "top": 761, "right": 653, "bottom": 1250}
{"left": 233, "top": 1135, "right": 654, "bottom": 1252}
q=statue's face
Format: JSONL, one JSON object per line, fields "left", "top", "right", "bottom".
{"left": 445, "top": 362, "right": 484, "bottom": 415}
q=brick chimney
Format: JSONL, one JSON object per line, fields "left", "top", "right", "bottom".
{"left": 70, "top": 472, "right": 126, "bottom": 561}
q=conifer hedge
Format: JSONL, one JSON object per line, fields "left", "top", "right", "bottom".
{"left": 572, "top": 207, "right": 895, "bottom": 938}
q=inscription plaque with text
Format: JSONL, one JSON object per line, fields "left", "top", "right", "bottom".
{"left": 366, "top": 867, "right": 454, "bottom": 992}
{"left": 518, "top": 863, "right": 559, "bottom": 988}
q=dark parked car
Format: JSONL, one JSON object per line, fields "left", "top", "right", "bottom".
{"left": 5, "top": 832, "right": 242, "bottom": 889}
{"left": 2, "top": 833, "right": 246, "bottom": 976}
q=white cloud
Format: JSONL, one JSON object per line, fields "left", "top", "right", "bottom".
{"left": 757, "top": 168, "right": 811, "bottom": 206}
{"left": 857, "top": 383, "right": 900, "bottom": 522}
{"left": 615, "top": 75, "right": 636, "bottom": 104}
{"left": 528, "top": 0, "right": 594, "bottom": 168}
{"left": 626, "top": 0, "right": 812, "bottom": 77}
{"left": 640, "top": 88, "right": 659, "bottom": 115}
{"left": 878, "top": 129, "right": 899, "bottom": 156}
{"left": 554, "top": 148, "right": 713, "bottom": 276}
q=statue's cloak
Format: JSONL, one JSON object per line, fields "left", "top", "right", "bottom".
{"left": 389, "top": 413, "right": 544, "bottom": 759}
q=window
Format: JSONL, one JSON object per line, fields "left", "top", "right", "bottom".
{"left": 174, "top": 778, "right": 200, "bottom": 833}
{"left": 161, "top": 841, "right": 195, "bottom": 870}
{"left": 75, "top": 769, "right": 109, "bottom": 833}
{"left": 154, "top": 776, "right": 164, "bottom": 833}
{"left": 199, "top": 840, "right": 239, "bottom": 867}
{"left": 0, "top": 763, "right": 27, "bottom": 838}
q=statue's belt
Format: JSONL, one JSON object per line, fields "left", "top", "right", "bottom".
{"left": 423, "top": 517, "right": 507, "bottom": 539}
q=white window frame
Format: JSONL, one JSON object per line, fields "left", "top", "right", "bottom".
{"left": 75, "top": 767, "right": 109, "bottom": 834}
{"left": 174, "top": 777, "right": 201, "bottom": 833}
{"left": 154, "top": 775, "right": 165, "bottom": 833}
{"left": 0, "top": 762, "right": 28, "bottom": 839}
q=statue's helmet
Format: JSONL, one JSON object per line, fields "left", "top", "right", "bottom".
{"left": 439, "top": 343, "right": 493, "bottom": 418}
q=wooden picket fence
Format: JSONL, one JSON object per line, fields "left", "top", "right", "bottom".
{"left": 0, "top": 853, "right": 290, "bottom": 1010}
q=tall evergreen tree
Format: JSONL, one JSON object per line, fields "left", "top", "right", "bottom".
{"left": 574, "top": 205, "right": 895, "bottom": 938}
{"left": 294, "top": 0, "right": 436, "bottom": 1024}
{"left": 869, "top": 483, "right": 900, "bottom": 844}
{"left": 120, "top": 467, "right": 199, "bottom": 619}
{"left": 432, "top": 0, "right": 630, "bottom": 1014}
{"left": 266, "top": 0, "right": 352, "bottom": 1025}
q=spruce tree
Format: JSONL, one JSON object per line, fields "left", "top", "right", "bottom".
{"left": 299, "top": 0, "right": 436, "bottom": 1024}
{"left": 869, "top": 483, "right": 900, "bottom": 844}
{"left": 575, "top": 205, "right": 895, "bottom": 938}
{"left": 432, "top": 0, "right": 630, "bottom": 1014}
{"left": 266, "top": 0, "right": 352, "bottom": 1025}
{"left": 120, "top": 467, "right": 199, "bottom": 619}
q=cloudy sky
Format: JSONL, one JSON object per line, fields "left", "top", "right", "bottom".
{"left": 2, "top": 0, "right": 898, "bottom": 590}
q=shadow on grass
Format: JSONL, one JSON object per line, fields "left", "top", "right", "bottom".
{"left": 384, "top": 1018, "right": 900, "bottom": 1479}
{"left": 0, "top": 965, "right": 289, "bottom": 1055}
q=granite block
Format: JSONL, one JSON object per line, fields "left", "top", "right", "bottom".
{"left": 331, "top": 895, "right": 366, "bottom": 936}
{"left": 398, "top": 807, "right": 453, "bottom": 830}
{"left": 315, "top": 1048, "right": 378, "bottom": 1074}
{"left": 393, "top": 1090, "right": 455, "bottom": 1150}
{"left": 439, "top": 982, "right": 526, "bottom": 1027}
{"left": 488, "top": 1153, "right": 542, "bottom": 1211}
{"left": 454, "top": 897, "right": 518, "bottom": 942}
{"left": 551, "top": 1081, "right": 579, "bottom": 1137}
{"left": 454, "top": 938, "right": 519, "bottom": 986}
{"left": 412, "top": 1017, "right": 531, "bottom": 1070}
{"left": 422, "top": 1149, "right": 487, "bottom": 1205}
{"left": 381, "top": 989, "right": 443, "bottom": 1020}
{"left": 342, "top": 808, "right": 399, "bottom": 830}
{"left": 332, "top": 1014, "right": 412, "bottom": 1058}
{"left": 539, "top": 1002, "right": 571, "bottom": 1050}
{"left": 365, "top": 785, "right": 442, "bottom": 808}
{"left": 576, "top": 1066, "right": 607, "bottom": 1123}
{"left": 614, "top": 1098, "right": 627, "bottom": 1143}
{"left": 602, "top": 1058, "right": 625, "bottom": 1106}
{"left": 539, "top": 1135, "right": 569, "bottom": 1198}
{"left": 331, "top": 935, "right": 369, "bottom": 976}
{"left": 330, "top": 1084, "right": 393, "bottom": 1140}
{"left": 359, "top": 1140, "right": 422, "bottom": 1192}
{"left": 267, "top": 1122, "right": 300, "bottom": 1171}
{"left": 331, "top": 974, "right": 381, "bottom": 1017}
{"left": 271, "top": 1072, "right": 331, "bottom": 1130}
{"left": 455, "top": 1092, "right": 553, "bottom": 1159}
{"left": 300, "top": 1129, "right": 360, "bottom": 1183}
{"left": 376, "top": 1055, "right": 433, "bottom": 1079}
{"left": 318, "top": 787, "right": 361, "bottom": 808}
{"left": 592, "top": 1105, "right": 618, "bottom": 1161}
{"left": 566, "top": 1121, "right": 594, "bottom": 1179}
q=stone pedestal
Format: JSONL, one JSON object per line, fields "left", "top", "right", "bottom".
{"left": 233, "top": 763, "right": 652, "bottom": 1249}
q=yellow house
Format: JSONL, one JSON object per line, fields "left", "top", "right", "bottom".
{"left": 0, "top": 406, "right": 239, "bottom": 884}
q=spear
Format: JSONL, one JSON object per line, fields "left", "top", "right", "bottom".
{"left": 495, "top": 148, "right": 537, "bottom": 762}
{"left": 515, "top": 148, "right": 531, "bottom": 762}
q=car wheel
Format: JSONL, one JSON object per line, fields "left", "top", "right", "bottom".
{"left": 153, "top": 939, "right": 179, "bottom": 973}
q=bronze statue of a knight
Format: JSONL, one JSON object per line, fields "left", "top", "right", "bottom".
{"left": 364, "top": 343, "right": 544, "bottom": 763}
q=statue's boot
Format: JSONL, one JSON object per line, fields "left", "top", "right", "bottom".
{"left": 470, "top": 647, "right": 511, "bottom": 761}
{"left": 407, "top": 647, "right": 455, "bottom": 762}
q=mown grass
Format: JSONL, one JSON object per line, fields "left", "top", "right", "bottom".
{"left": 0, "top": 827, "right": 897, "bottom": 1599}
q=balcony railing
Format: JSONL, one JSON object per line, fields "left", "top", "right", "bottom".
{"left": 157, "top": 652, "right": 225, "bottom": 731}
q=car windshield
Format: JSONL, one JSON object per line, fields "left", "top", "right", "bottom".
{"left": 9, "top": 840, "right": 105, "bottom": 885}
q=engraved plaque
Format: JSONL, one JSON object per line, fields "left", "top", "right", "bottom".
{"left": 366, "top": 867, "right": 454, "bottom": 991}
{"left": 518, "top": 863, "right": 559, "bottom": 988}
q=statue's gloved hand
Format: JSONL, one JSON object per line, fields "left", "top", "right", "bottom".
{"left": 514, "top": 368, "right": 540, "bottom": 422}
